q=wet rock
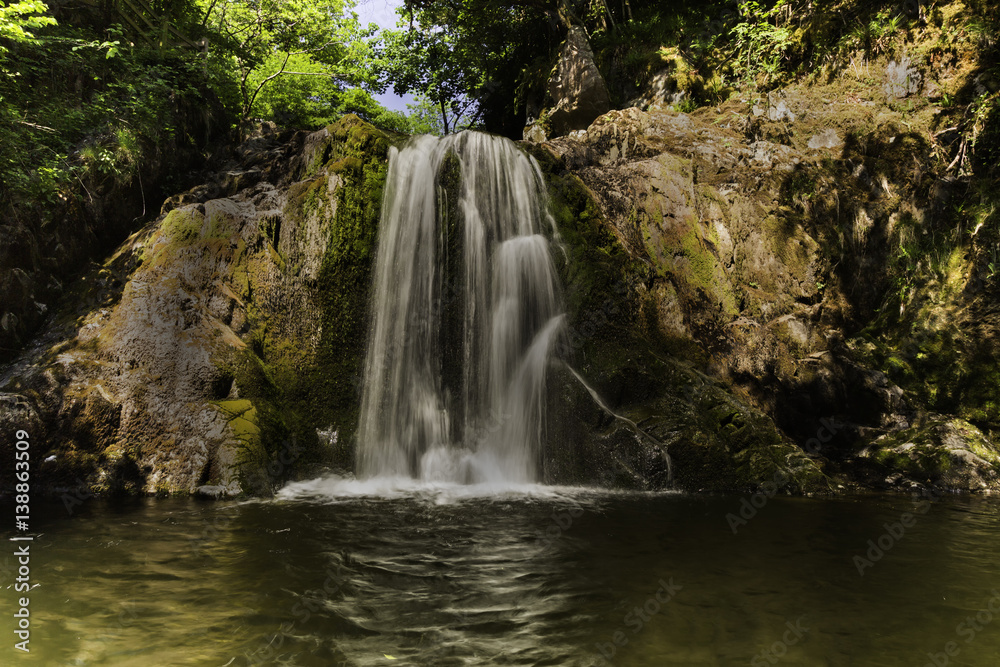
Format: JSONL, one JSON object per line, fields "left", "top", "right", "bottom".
{"left": 856, "top": 417, "right": 1000, "bottom": 492}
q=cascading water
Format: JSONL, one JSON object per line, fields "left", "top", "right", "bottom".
{"left": 356, "top": 132, "right": 564, "bottom": 485}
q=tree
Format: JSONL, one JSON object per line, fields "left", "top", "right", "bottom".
{"left": 379, "top": 26, "right": 482, "bottom": 134}
{"left": 376, "top": 0, "right": 560, "bottom": 137}
{"left": 197, "top": 0, "right": 366, "bottom": 125}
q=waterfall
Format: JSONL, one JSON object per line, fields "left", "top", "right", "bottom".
{"left": 356, "top": 132, "right": 564, "bottom": 484}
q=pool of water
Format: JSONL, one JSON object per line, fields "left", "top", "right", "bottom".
{"left": 3, "top": 479, "right": 1000, "bottom": 666}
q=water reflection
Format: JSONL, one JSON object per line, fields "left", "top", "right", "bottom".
{"left": 2, "top": 491, "right": 1000, "bottom": 666}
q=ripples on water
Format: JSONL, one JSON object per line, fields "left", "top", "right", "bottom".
{"left": 3, "top": 481, "right": 1000, "bottom": 666}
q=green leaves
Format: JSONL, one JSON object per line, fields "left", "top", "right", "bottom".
{"left": 197, "top": 0, "right": 359, "bottom": 123}
{"left": 730, "top": 0, "right": 792, "bottom": 89}
{"left": 0, "top": 1, "right": 56, "bottom": 56}
{"left": 70, "top": 40, "right": 121, "bottom": 59}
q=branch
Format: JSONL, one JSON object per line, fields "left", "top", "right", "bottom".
{"left": 246, "top": 50, "right": 292, "bottom": 117}
{"left": 16, "top": 120, "right": 56, "bottom": 132}
{"left": 200, "top": 0, "right": 221, "bottom": 28}
{"left": 290, "top": 39, "right": 338, "bottom": 56}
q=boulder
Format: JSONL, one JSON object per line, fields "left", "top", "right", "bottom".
{"left": 0, "top": 115, "right": 394, "bottom": 496}
{"left": 856, "top": 417, "right": 1000, "bottom": 492}
{"left": 546, "top": 26, "right": 611, "bottom": 137}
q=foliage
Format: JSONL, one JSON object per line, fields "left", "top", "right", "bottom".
{"left": 376, "top": 0, "right": 557, "bottom": 136}
{"left": 840, "top": 8, "right": 904, "bottom": 60}
{"left": 377, "top": 23, "right": 483, "bottom": 134}
{"left": 0, "top": 0, "right": 55, "bottom": 57}
{"left": 0, "top": 0, "right": 416, "bottom": 215}
{"left": 730, "top": 0, "right": 792, "bottom": 90}
{"left": 199, "top": 0, "right": 360, "bottom": 124}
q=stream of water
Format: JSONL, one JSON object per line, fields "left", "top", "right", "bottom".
{"left": 357, "top": 132, "right": 564, "bottom": 485}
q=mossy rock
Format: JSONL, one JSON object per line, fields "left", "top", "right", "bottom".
{"left": 856, "top": 416, "right": 1000, "bottom": 492}
{"left": 219, "top": 114, "right": 393, "bottom": 487}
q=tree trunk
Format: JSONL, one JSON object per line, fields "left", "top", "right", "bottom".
{"left": 440, "top": 99, "right": 451, "bottom": 135}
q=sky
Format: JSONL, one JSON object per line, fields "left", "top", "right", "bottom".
{"left": 352, "top": 0, "right": 416, "bottom": 112}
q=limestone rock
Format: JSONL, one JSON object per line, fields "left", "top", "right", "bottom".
{"left": 523, "top": 122, "right": 547, "bottom": 144}
{"left": 807, "top": 129, "right": 843, "bottom": 150}
{"left": 546, "top": 26, "right": 611, "bottom": 137}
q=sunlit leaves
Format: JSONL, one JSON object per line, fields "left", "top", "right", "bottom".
{"left": 0, "top": 0, "right": 56, "bottom": 56}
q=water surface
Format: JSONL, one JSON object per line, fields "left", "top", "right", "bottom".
{"left": 3, "top": 483, "right": 1000, "bottom": 666}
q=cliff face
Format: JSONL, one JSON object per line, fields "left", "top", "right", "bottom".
{"left": 0, "top": 117, "right": 395, "bottom": 495}
{"left": 531, "top": 93, "right": 1000, "bottom": 493}
{"left": 1, "top": 99, "right": 998, "bottom": 496}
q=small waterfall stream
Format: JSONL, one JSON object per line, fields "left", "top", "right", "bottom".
{"left": 357, "top": 132, "right": 564, "bottom": 484}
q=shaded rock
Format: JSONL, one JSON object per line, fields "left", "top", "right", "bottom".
{"left": 856, "top": 417, "right": 1000, "bottom": 492}
{"left": 546, "top": 26, "right": 611, "bottom": 137}
{"left": 0, "top": 394, "right": 45, "bottom": 489}
{"left": 544, "top": 352, "right": 829, "bottom": 493}
{"left": 529, "top": 102, "right": 927, "bottom": 484}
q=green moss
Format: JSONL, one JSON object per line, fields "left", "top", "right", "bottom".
{"left": 677, "top": 226, "right": 738, "bottom": 316}
{"left": 160, "top": 207, "right": 205, "bottom": 245}
{"left": 217, "top": 115, "right": 392, "bottom": 485}
{"left": 331, "top": 156, "right": 364, "bottom": 175}
{"left": 205, "top": 207, "right": 240, "bottom": 241}
{"left": 215, "top": 399, "right": 260, "bottom": 448}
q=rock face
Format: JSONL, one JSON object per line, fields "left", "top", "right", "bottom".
{"left": 2, "top": 101, "right": 997, "bottom": 497}
{"left": 546, "top": 26, "right": 611, "bottom": 137}
{"left": 524, "top": 98, "right": 1000, "bottom": 494}
{"left": 534, "top": 107, "right": 912, "bottom": 449}
{"left": 0, "top": 116, "right": 394, "bottom": 495}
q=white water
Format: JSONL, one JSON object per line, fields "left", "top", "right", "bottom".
{"left": 356, "top": 132, "right": 564, "bottom": 485}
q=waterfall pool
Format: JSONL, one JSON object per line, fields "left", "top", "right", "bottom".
{"left": 4, "top": 488, "right": 1000, "bottom": 665}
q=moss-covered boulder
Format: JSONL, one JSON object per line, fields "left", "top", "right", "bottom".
{"left": 856, "top": 417, "right": 1000, "bottom": 492}
{"left": 529, "top": 126, "right": 830, "bottom": 493}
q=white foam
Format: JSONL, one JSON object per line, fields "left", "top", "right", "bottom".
{"left": 276, "top": 473, "right": 677, "bottom": 505}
